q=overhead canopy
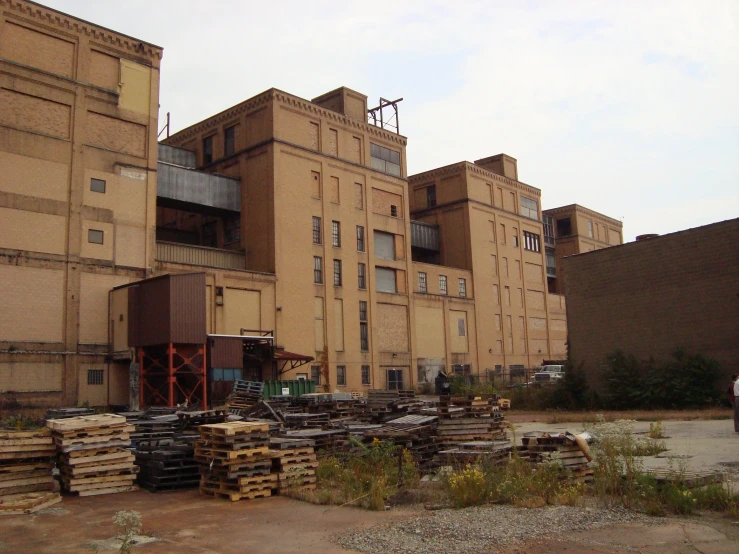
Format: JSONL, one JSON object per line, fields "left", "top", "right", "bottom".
{"left": 275, "top": 350, "right": 314, "bottom": 374}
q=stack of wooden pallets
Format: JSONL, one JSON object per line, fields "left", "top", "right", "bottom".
{"left": 0, "top": 428, "right": 60, "bottom": 515}
{"left": 196, "top": 421, "right": 276, "bottom": 501}
{"left": 269, "top": 437, "right": 317, "bottom": 492}
{"left": 47, "top": 414, "right": 139, "bottom": 496}
{"left": 226, "top": 381, "right": 265, "bottom": 411}
{"left": 520, "top": 432, "right": 593, "bottom": 481}
{"left": 433, "top": 395, "right": 508, "bottom": 447}
{"left": 365, "top": 390, "right": 425, "bottom": 423}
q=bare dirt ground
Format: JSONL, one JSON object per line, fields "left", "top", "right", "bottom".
{"left": 1, "top": 419, "right": 737, "bottom": 554}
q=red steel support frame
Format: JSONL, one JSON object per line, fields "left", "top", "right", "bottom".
{"left": 138, "top": 343, "right": 207, "bottom": 407}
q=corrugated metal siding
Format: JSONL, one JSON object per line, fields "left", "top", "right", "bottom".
{"left": 170, "top": 273, "right": 207, "bottom": 344}
{"left": 127, "top": 285, "right": 142, "bottom": 347}
{"left": 137, "top": 275, "right": 171, "bottom": 346}
{"left": 411, "top": 221, "right": 440, "bottom": 251}
{"left": 157, "top": 162, "right": 241, "bottom": 212}
{"left": 156, "top": 242, "right": 246, "bottom": 270}
{"left": 208, "top": 336, "right": 243, "bottom": 369}
{"left": 158, "top": 143, "right": 196, "bottom": 168}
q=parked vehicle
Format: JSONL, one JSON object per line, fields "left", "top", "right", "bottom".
{"left": 532, "top": 371, "right": 563, "bottom": 385}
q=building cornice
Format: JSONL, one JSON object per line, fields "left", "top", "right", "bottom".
{"left": 1, "top": 0, "right": 163, "bottom": 60}
{"left": 543, "top": 204, "right": 622, "bottom": 228}
{"left": 164, "top": 88, "right": 408, "bottom": 147}
{"left": 409, "top": 161, "right": 541, "bottom": 197}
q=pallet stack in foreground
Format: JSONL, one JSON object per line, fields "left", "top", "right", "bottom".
{"left": 0, "top": 428, "right": 60, "bottom": 515}
{"left": 196, "top": 422, "right": 276, "bottom": 501}
{"left": 269, "top": 438, "right": 317, "bottom": 492}
{"left": 47, "top": 414, "right": 139, "bottom": 496}
{"left": 520, "top": 432, "right": 593, "bottom": 481}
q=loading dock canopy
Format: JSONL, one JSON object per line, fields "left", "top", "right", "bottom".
{"left": 275, "top": 350, "right": 314, "bottom": 374}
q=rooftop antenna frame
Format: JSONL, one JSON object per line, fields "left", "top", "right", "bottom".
{"left": 368, "top": 97, "right": 403, "bottom": 134}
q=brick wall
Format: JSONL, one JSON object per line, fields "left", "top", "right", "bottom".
{"left": 564, "top": 218, "right": 739, "bottom": 386}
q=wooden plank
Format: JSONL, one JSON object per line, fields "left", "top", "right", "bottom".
{"left": 0, "top": 430, "right": 51, "bottom": 440}
{"left": 75, "top": 485, "right": 138, "bottom": 497}
{"left": 63, "top": 451, "right": 133, "bottom": 466}
{"left": 0, "top": 469, "right": 51, "bottom": 483}
{"left": 0, "top": 438, "right": 54, "bottom": 448}
{"left": 46, "top": 414, "right": 126, "bottom": 432}
{"left": 0, "top": 476, "right": 53, "bottom": 489}
{"left": 0, "top": 450, "right": 55, "bottom": 460}
{"left": 0, "top": 492, "right": 61, "bottom": 515}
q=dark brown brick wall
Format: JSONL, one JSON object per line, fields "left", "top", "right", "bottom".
{"left": 564, "top": 218, "right": 739, "bottom": 388}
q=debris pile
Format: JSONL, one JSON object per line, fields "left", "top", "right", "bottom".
{"left": 270, "top": 437, "right": 318, "bottom": 492}
{"left": 520, "top": 432, "right": 593, "bottom": 481}
{"left": 226, "top": 380, "right": 265, "bottom": 411}
{"left": 0, "top": 427, "right": 60, "bottom": 515}
{"left": 47, "top": 414, "right": 139, "bottom": 496}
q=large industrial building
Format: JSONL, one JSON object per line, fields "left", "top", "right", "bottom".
{"left": 1, "top": 0, "right": 627, "bottom": 408}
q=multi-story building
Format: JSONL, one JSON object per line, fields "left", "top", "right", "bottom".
{"left": 0, "top": 0, "right": 162, "bottom": 407}
{"left": 408, "top": 154, "right": 568, "bottom": 381}
{"left": 543, "top": 204, "right": 623, "bottom": 294}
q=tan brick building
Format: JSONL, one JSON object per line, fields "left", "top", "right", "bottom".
{"left": 542, "top": 204, "right": 623, "bottom": 294}
{"left": 0, "top": 0, "right": 162, "bottom": 407}
{"left": 564, "top": 218, "right": 739, "bottom": 385}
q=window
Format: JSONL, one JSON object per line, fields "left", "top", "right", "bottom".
{"left": 359, "top": 301, "right": 368, "bottom": 351}
{"left": 311, "top": 365, "right": 321, "bottom": 385}
{"left": 356, "top": 226, "right": 365, "bottom": 251}
{"left": 588, "top": 220, "right": 594, "bottom": 238}
{"left": 312, "top": 216, "right": 322, "bottom": 244}
{"left": 520, "top": 196, "right": 539, "bottom": 219}
{"left": 203, "top": 135, "right": 213, "bottom": 165}
{"left": 225, "top": 216, "right": 240, "bottom": 244}
{"left": 418, "top": 272, "right": 427, "bottom": 293}
{"left": 523, "top": 231, "right": 541, "bottom": 252}
{"left": 313, "top": 256, "right": 323, "bottom": 284}
{"left": 87, "top": 369, "right": 104, "bottom": 385}
{"left": 458, "top": 318, "right": 466, "bottom": 337}
{"left": 337, "top": 365, "right": 346, "bottom": 386}
{"left": 370, "top": 143, "right": 401, "bottom": 176}
{"left": 439, "top": 275, "right": 447, "bottom": 295}
{"left": 374, "top": 231, "right": 395, "bottom": 260}
{"left": 458, "top": 278, "right": 467, "bottom": 298}
{"left": 331, "top": 221, "right": 341, "bottom": 247}
{"left": 355, "top": 183, "right": 364, "bottom": 209}
{"left": 500, "top": 223, "right": 506, "bottom": 245}
{"left": 513, "top": 233, "right": 519, "bottom": 248}
{"left": 543, "top": 214, "right": 555, "bottom": 245}
{"left": 427, "top": 185, "right": 436, "bottom": 207}
{"left": 211, "top": 368, "right": 243, "bottom": 381}
{"left": 296, "top": 373, "right": 308, "bottom": 380}
{"left": 387, "top": 369, "right": 403, "bottom": 390}
{"left": 376, "top": 267, "right": 397, "bottom": 293}
{"left": 358, "top": 263, "right": 366, "bottom": 289}
{"left": 390, "top": 205, "right": 398, "bottom": 217}
{"left": 88, "top": 229, "right": 104, "bottom": 244}
{"left": 556, "top": 217, "right": 572, "bottom": 237}
{"left": 90, "top": 178, "right": 106, "bottom": 193}
{"left": 361, "top": 365, "right": 371, "bottom": 385}
{"left": 333, "top": 260, "right": 342, "bottom": 286}
{"left": 224, "top": 126, "right": 235, "bottom": 156}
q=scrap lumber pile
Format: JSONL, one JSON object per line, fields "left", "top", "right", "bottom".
{"left": 364, "top": 414, "right": 440, "bottom": 468}
{"left": 276, "top": 428, "right": 349, "bottom": 456}
{"left": 47, "top": 414, "right": 138, "bottom": 496}
{"left": 432, "top": 395, "right": 508, "bottom": 447}
{"left": 197, "top": 421, "right": 276, "bottom": 501}
{"left": 226, "top": 380, "right": 265, "bottom": 411}
{"left": 364, "top": 390, "right": 426, "bottom": 423}
{"left": 435, "top": 440, "right": 512, "bottom": 467}
{"left": 0, "top": 428, "right": 60, "bottom": 515}
{"left": 297, "top": 392, "right": 361, "bottom": 420}
{"left": 520, "top": 432, "right": 593, "bottom": 481}
{"left": 269, "top": 437, "right": 318, "bottom": 492}
{"left": 45, "top": 407, "right": 95, "bottom": 420}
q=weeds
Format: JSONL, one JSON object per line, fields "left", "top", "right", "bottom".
{"left": 113, "top": 510, "right": 142, "bottom": 554}
{"left": 648, "top": 421, "right": 665, "bottom": 439}
{"left": 299, "top": 439, "right": 419, "bottom": 510}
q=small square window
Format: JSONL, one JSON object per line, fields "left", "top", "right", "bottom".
{"left": 337, "top": 365, "right": 346, "bottom": 386}
{"left": 88, "top": 229, "right": 104, "bottom": 244}
{"left": 87, "top": 369, "right": 104, "bottom": 385}
{"left": 390, "top": 205, "right": 398, "bottom": 217}
{"left": 90, "top": 178, "right": 106, "bottom": 193}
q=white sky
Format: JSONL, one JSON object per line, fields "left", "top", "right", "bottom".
{"left": 47, "top": 0, "right": 739, "bottom": 241}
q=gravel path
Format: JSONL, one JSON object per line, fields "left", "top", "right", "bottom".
{"left": 336, "top": 504, "right": 655, "bottom": 554}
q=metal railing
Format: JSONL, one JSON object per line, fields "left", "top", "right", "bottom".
{"left": 156, "top": 241, "right": 246, "bottom": 270}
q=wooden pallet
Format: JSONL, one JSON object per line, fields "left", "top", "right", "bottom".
{"left": 0, "top": 492, "right": 61, "bottom": 515}
{"left": 199, "top": 485, "right": 271, "bottom": 501}
{"left": 75, "top": 485, "right": 139, "bottom": 497}
{"left": 46, "top": 414, "right": 127, "bottom": 432}
{"left": 199, "top": 422, "right": 269, "bottom": 436}
{"left": 193, "top": 445, "right": 269, "bottom": 461}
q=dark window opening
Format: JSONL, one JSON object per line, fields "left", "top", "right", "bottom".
{"left": 87, "top": 369, "right": 104, "bottom": 385}
{"left": 361, "top": 365, "right": 370, "bottom": 385}
{"left": 358, "top": 263, "right": 366, "bottom": 289}
{"left": 333, "top": 259, "right": 342, "bottom": 286}
{"left": 556, "top": 217, "right": 572, "bottom": 237}
{"left": 427, "top": 185, "right": 436, "bottom": 207}
{"left": 88, "top": 229, "right": 104, "bottom": 244}
{"left": 313, "top": 216, "right": 322, "bottom": 244}
{"left": 314, "top": 256, "right": 323, "bottom": 284}
{"left": 203, "top": 135, "right": 214, "bottom": 165}
{"left": 224, "top": 126, "right": 235, "bottom": 156}
{"left": 90, "top": 178, "right": 106, "bottom": 193}
{"left": 337, "top": 366, "right": 346, "bottom": 386}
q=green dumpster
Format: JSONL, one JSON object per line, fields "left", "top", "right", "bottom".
{"left": 262, "top": 380, "right": 316, "bottom": 399}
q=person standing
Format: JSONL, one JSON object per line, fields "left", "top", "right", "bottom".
{"left": 733, "top": 374, "right": 739, "bottom": 433}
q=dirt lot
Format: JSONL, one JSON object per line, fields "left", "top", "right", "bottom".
{"left": 1, "top": 419, "right": 737, "bottom": 554}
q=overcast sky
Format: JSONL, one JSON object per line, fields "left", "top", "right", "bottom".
{"left": 48, "top": 0, "right": 738, "bottom": 241}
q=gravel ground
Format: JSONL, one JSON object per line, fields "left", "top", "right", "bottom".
{"left": 336, "top": 504, "right": 655, "bottom": 554}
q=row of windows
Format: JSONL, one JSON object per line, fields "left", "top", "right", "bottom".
{"left": 314, "top": 256, "right": 372, "bottom": 290}
{"left": 370, "top": 143, "right": 401, "bottom": 177}
{"left": 523, "top": 231, "right": 541, "bottom": 252}
{"left": 417, "top": 273, "right": 466, "bottom": 297}
{"left": 312, "top": 218, "right": 366, "bottom": 252}
{"left": 310, "top": 364, "right": 371, "bottom": 386}
{"left": 202, "top": 126, "right": 237, "bottom": 165}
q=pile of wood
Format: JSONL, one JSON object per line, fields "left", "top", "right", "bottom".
{"left": 433, "top": 395, "right": 508, "bottom": 447}
{"left": 0, "top": 428, "right": 60, "bottom": 515}
{"left": 520, "top": 432, "right": 593, "bottom": 481}
{"left": 47, "top": 414, "right": 139, "bottom": 497}
{"left": 435, "top": 440, "right": 512, "bottom": 467}
{"left": 365, "top": 414, "right": 440, "bottom": 468}
{"left": 196, "top": 422, "right": 276, "bottom": 501}
{"left": 276, "top": 428, "right": 348, "bottom": 456}
{"left": 45, "top": 407, "right": 95, "bottom": 420}
{"left": 136, "top": 445, "right": 199, "bottom": 492}
{"left": 365, "top": 390, "right": 426, "bottom": 423}
{"left": 226, "top": 381, "right": 264, "bottom": 411}
{"left": 269, "top": 438, "right": 317, "bottom": 492}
